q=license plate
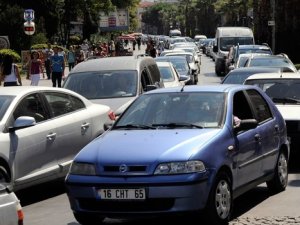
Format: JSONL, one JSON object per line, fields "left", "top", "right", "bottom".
{"left": 99, "top": 188, "right": 146, "bottom": 200}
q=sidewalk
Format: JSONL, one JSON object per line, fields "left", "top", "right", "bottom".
{"left": 22, "top": 44, "right": 147, "bottom": 87}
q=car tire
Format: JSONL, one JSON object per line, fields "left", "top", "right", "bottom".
{"left": 205, "top": 171, "right": 232, "bottom": 225}
{"left": 74, "top": 212, "right": 105, "bottom": 225}
{"left": 0, "top": 165, "right": 10, "bottom": 183}
{"left": 266, "top": 151, "right": 288, "bottom": 194}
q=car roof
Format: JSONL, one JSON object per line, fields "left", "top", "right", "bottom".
{"left": 0, "top": 86, "right": 69, "bottom": 96}
{"left": 236, "top": 45, "right": 271, "bottom": 50}
{"left": 165, "top": 52, "right": 193, "bottom": 56}
{"left": 245, "top": 72, "right": 300, "bottom": 80}
{"left": 70, "top": 56, "right": 155, "bottom": 73}
{"left": 156, "top": 61, "right": 173, "bottom": 67}
{"left": 145, "top": 84, "right": 254, "bottom": 94}
{"left": 228, "top": 67, "right": 281, "bottom": 74}
{"left": 155, "top": 56, "right": 188, "bottom": 61}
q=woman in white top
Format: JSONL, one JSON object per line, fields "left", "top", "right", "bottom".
{"left": 0, "top": 54, "right": 22, "bottom": 86}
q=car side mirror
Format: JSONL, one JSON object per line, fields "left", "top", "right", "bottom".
{"left": 9, "top": 116, "right": 36, "bottom": 132}
{"left": 229, "top": 65, "right": 235, "bottom": 71}
{"left": 146, "top": 85, "right": 158, "bottom": 92}
{"left": 213, "top": 46, "right": 218, "bottom": 53}
{"left": 234, "top": 119, "right": 258, "bottom": 133}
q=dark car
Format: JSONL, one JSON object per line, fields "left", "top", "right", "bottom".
{"left": 221, "top": 67, "right": 281, "bottom": 84}
{"left": 66, "top": 85, "right": 289, "bottom": 225}
{"left": 155, "top": 56, "right": 194, "bottom": 84}
{"left": 225, "top": 44, "right": 273, "bottom": 74}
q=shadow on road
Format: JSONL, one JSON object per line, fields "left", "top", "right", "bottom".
{"left": 15, "top": 178, "right": 66, "bottom": 207}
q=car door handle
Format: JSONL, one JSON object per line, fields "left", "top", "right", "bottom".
{"left": 275, "top": 125, "right": 279, "bottom": 132}
{"left": 46, "top": 133, "right": 56, "bottom": 141}
{"left": 254, "top": 134, "right": 262, "bottom": 141}
{"left": 81, "top": 123, "right": 90, "bottom": 134}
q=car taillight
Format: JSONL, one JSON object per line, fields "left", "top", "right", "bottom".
{"left": 16, "top": 201, "right": 24, "bottom": 225}
{"left": 108, "top": 110, "right": 116, "bottom": 121}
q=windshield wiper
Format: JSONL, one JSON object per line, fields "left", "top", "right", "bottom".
{"left": 114, "top": 124, "right": 156, "bottom": 130}
{"left": 272, "top": 97, "right": 300, "bottom": 104}
{"left": 152, "top": 123, "right": 203, "bottom": 129}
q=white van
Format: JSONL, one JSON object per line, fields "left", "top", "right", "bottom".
{"left": 213, "top": 27, "right": 254, "bottom": 76}
{"left": 169, "top": 29, "right": 181, "bottom": 37}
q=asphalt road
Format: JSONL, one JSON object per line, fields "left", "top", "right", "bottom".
{"left": 17, "top": 50, "right": 300, "bottom": 225}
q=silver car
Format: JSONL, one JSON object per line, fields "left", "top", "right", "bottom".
{"left": 0, "top": 183, "right": 23, "bottom": 225}
{"left": 0, "top": 86, "right": 112, "bottom": 190}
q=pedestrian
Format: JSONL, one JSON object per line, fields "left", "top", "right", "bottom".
{"left": 27, "top": 51, "right": 44, "bottom": 86}
{"left": 50, "top": 46, "right": 65, "bottom": 87}
{"left": 44, "top": 50, "right": 52, "bottom": 79}
{"left": 137, "top": 36, "right": 141, "bottom": 50}
{"left": 0, "top": 54, "right": 22, "bottom": 86}
{"left": 149, "top": 44, "right": 157, "bottom": 58}
{"left": 67, "top": 46, "right": 76, "bottom": 71}
{"left": 132, "top": 39, "right": 137, "bottom": 51}
{"left": 110, "top": 40, "right": 116, "bottom": 57}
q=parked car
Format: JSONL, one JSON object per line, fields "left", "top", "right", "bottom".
{"left": 0, "top": 86, "right": 112, "bottom": 190}
{"left": 225, "top": 44, "right": 273, "bottom": 74}
{"left": 156, "top": 61, "right": 187, "bottom": 87}
{"left": 66, "top": 85, "right": 289, "bottom": 225}
{"left": 244, "top": 72, "right": 300, "bottom": 164}
{"left": 243, "top": 54, "right": 298, "bottom": 72}
{"left": 221, "top": 67, "right": 281, "bottom": 84}
{"left": 63, "top": 56, "right": 164, "bottom": 116}
{"left": 0, "top": 183, "right": 23, "bottom": 225}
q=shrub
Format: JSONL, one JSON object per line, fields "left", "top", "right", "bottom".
{"left": 0, "top": 49, "right": 21, "bottom": 63}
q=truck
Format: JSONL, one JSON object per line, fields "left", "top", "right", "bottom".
{"left": 213, "top": 27, "right": 254, "bottom": 76}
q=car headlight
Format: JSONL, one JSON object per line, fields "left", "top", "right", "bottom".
{"left": 154, "top": 160, "right": 206, "bottom": 175}
{"left": 69, "top": 162, "right": 96, "bottom": 175}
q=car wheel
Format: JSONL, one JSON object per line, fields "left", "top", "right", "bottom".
{"left": 74, "top": 212, "right": 105, "bottom": 225}
{"left": 0, "top": 165, "right": 10, "bottom": 183}
{"left": 266, "top": 151, "right": 288, "bottom": 194}
{"left": 205, "top": 171, "right": 232, "bottom": 225}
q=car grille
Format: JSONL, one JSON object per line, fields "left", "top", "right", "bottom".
{"left": 78, "top": 198, "right": 174, "bottom": 212}
{"left": 103, "top": 165, "right": 147, "bottom": 173}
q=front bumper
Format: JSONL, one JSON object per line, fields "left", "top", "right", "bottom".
{"left": 65, "top": 173, "right": 211, "bottom": 217}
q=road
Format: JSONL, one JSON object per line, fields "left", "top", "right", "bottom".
{"left": 17, "top": 51, "right": 300, "bottom": 225}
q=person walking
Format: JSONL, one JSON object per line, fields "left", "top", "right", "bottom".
{"left": 27, "top": 51, "right": 44, "bottom": 86}
{"left": 67, "top": 46, "right": 76, "bottom": 71}
{"left": 44, "top": 50, "right": 52, "bottom": 79}
{"left": 50, "top": 46, "right": 65, "bottom": 87}
{"left": 0, "top": 54, "right": 22, "bottom": 86}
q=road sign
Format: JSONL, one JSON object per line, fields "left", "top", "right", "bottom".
{"left": 268, "top": 20, "right": 275, "bottom": 26}
{"left": 24, "top": 21, "right": 35, "bottom": 35}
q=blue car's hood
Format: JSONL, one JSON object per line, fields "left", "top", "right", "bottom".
{"left": 77, "top": 129, "right": 221, "bottom": 164}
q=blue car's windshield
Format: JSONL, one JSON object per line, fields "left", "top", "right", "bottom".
{"left": 0, "top": 96, "right": 14, "bottom": 121}
{"left": 115, "top": 92, "right": 225, "bottom": 129}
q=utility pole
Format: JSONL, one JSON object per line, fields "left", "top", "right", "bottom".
{"left": 270, "top": 0, "right": 275, "bottom": 53}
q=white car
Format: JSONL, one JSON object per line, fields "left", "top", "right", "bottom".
{"left": 0, "top": 86, "right": 112, "bottom": 190}
{"left": 156, "top": 61, "right": 186, "bottom": 88}
{"left": 0, "top": 183, "right": 23, "bottom": 225}
{"left": 244, "top": 72, "right": 300, "bottom": 164}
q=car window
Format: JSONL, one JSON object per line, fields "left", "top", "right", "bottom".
{"left": 0, "top": 96, "right": 14, "bottom": 121}
{"left": 158, "top": 66, "right": 175, "bottom": 81}
{"left": 44, "top": 92, "right": 85, "bottom": 117}
{"left": 246, "top": 89, "right": 273, "bottom": 123}
{"left": 141, "top": 69, "right": 151, "bottom": 91}
{"left": 233, "top": 91, "right": 255, "bottom": 122}
{"left": 64, "top": 71, "right": 138, "bottom": 98}
{"left": 13, "top": 93, "right": 48, "bottom": 123}
{"left": 116, "top": 92, "right": 225, "bottom": 128}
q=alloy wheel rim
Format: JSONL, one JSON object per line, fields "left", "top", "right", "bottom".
{"left": 278, "top": 153, "right": 288, "bottom": 186}
{"left": 215, "top": 179, "right": 231, "bottom": 219}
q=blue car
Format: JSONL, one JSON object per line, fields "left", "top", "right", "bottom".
{"left": 65, "top": 85, "right": 289, "bottom": 225}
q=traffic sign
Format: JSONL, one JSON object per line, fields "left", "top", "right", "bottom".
{"left": 268, "top": 20, "right": 275, "bottom": 26}
{"left": 24, "top": 21, "right": 35, "bottom": 35}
